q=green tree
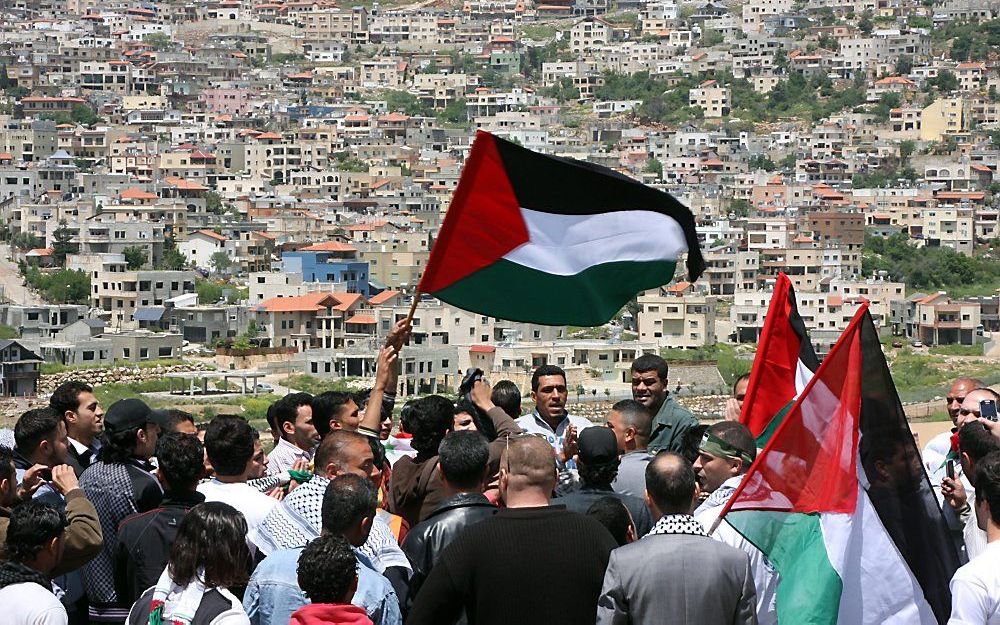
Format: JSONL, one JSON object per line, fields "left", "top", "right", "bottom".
{"left": 210, "top": 251, "right": 233, "bottom": 274}
{"left": 899, "top": 140, "right": 916, "bottom": 161}
{"left": 931, "top": 70, "right": 958, "bottom": 92}
{"left": 894, "top": 55, "right": 913, "bottom": 76}
{"left": 159, "top": 236, "right": 188, "bottom": 270}
{"left": 871, "top": 91, "right": 901, "bottom": 121}
{"left": 748, "top": 154, "right": 777, "bottom": 171}
{"left": 123, "top": 246, "right": 147, "bottom": 270}
{"left": 644, "top": 157, "right": 663, "bottom": 178}
{"left": 22, "top": 267, "right": 90, "bottom": 304}
{"left": 196, "top": 280, "right": 224, "bottom": 304}
{"left": 11, "top": 232, "right": 42, "bottom": 251}
{"left": 383, "top": 90, "right": 428, "bottom": 116}
{"left": 729, "top": 198, "right": 752, "bottom": 217}
{"left": 780, "top": 153, "right": 798, "bottom": 170}
{"left": 70, "top": 104, "right": 99, "bottom": 126}
{"left": 204, "top": 191, "right": 223, "bottom": 214}
{"left": 858, "top": 11, "right": 873, "bottom": 34}
{"left": 51, "top": 220, "right": 75, "bottom": 267}
{"left": 143, "top": 32, "right": 173, "bottom": 51}
{"left": 437, "top": 98, "right": 468, "bottom": 124}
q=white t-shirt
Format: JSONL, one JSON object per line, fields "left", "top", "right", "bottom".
{"left": 0, "top": 582, "right": 68, "bottom": 625}
{"left": 949, "top": 541, "right": 1000, "bottom": 624}
{"left": 197, "top": 479, "right": 278, "bottom": 531}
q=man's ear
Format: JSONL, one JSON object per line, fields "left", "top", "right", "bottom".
{"left": 530, "top": 390, "right": 538, "bottom": 404}
{"left": 63, "top": 411, "right": 76, "bottom": 425}
{"left": 961, "top": 451, "right": 973, "bottom": 472}
{"left": 330, "top": 419, "right": 343, "bottom": 431}
{"left": 323, "top": 462, "right": 338, "bottom": 479}
{"left": 282, "top": 420, "right": 295, "bottom": 436}
{"left": 625, "top": 426, "right": 637, "bottom": 444}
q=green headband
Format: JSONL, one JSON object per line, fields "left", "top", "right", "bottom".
{"left": 699, "top": 431, "right": 754, "bottom": 466}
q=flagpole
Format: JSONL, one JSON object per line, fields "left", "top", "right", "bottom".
{"left": 405, "top": 289, "right": 421, "bottom": 326}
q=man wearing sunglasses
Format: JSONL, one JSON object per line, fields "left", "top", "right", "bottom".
{"left": 923, "top": 377, "right": 983, "bottom": 484}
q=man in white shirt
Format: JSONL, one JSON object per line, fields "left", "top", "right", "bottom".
{"left": 198, "top": 415, "right": 277, "bottom": 532}
{"left": 949, "top": 450, "right": 1000, "bottom": 624}
{"left": 267, "top": 393, "right": 319, "bottom": 476}
{"left": 0, "top": 500, "right": 71, "bottom": 625}
{"left": 516, "top": 365, "right": 593, "bottom": 467}
{"left": 49, "top": 380, "right": 104, "bottom": 477}
{"left": 925, "top": 377, "right": 983, "bottom": 483}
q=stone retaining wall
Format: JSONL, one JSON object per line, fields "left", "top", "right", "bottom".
{"left": 38, "top": 363, "right": 212, "bottom": 394}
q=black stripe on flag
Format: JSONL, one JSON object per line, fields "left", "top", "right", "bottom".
{"left": 787, "top": 281, "right": 820, "bottom": 372}
{"left": 858, "top": 312, "right": 961, "bottom": 624}
{"left": 489, "top": 134, "right": 705, "bottom": 282}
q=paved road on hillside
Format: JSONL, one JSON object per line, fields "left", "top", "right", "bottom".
{"left": 0, "top": 244, "right": 44, "bottom": 306}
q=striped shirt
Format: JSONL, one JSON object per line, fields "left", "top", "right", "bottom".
{"left": 266, "top": 437, "right": 313, "bottom": 476}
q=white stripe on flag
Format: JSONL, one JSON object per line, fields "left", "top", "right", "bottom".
{"left": 504, "top": 208, "right": 689, "bottom": 276}
{"left": 819, "top": 481, "right": 937, "bottom": 624}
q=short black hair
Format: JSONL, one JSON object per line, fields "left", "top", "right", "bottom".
{"left": 272, "top": 393, "right": 312, "bottom": 440}
{"left": 406, "top": 395, "right": 454, "bottom": 456}
{"left": 960, "top": 421, "right": 1000, "bottom": 468}
{"left": 165, "top": 409, "right": 196, "bottom": 433}
{"left": 157, "top": 432, "right": 205, "bottom": 491}
{"left": 438, "top": 430, "right": 489, "bottom": 489}
{"left": 321, "top": 473, "right": 377, "bottom": 535}
{"left": 586, "top": 496, "right": 633, "bottom": 547}
{"left": 168, "top": 502, "right": 250, "bottom": 588}
{"left": 531, "top": 365, "right": 566, "bottom": 392}
{"left": 631, "top": 354, "right": 668, "bottom": 382}
{"left": 974, "top": 450, "right": 1000, "bottom": 527}
{"left": 265, "top": 401, "right": 279, "bottom": 435}
{"left": 298, "top": 534, "right": 357, "bottom": 604}
{"left": 49, "top": 380, "right": 92, "bottom": 417}
{"left": 645, "top": 452, "right": 697, "bottom": 514}
{"left": 611, "top": 399, "right": 652, "bottom": 439}
{"left": 491, "top": 380, "right": 522, "bottom": 419}
{"left": 4, "top": 500, "right": 67, "bottom": 563}
{"left": 734, "top": 374, "right": 750, "bottom": 394}
{"left": 14, "top": 407, "right": 62, "bottom": 457}
{"left": 454, "top": 399, "right": 497, "bottom": 440}
{"left": 0, "top": 446, "right": 13, "bottom": 484}
{"left": 203, "top": 416, "right": 255, "bottom": 477}
{"left": 312, "top": 391, "right": 355, "bottom": 438}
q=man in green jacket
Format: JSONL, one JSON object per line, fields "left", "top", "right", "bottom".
{"left": 630, "top": 354, "right": 698, "bottom": 454}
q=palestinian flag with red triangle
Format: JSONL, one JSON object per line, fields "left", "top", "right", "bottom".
{"left": 740, "top": 272, "right": 819, "bottom": 445}
{"left": 715, "top": 306, "right": 961, "bottom": 624}
{"left": 418, "top": 131, "right": 704, "bottom": 326}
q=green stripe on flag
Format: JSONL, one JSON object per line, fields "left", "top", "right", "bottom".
{"left": 433, "top": 258, "right": 678, "bottom": 326}
{"left": 728, "top": 511, "right": 842, "bottom": 625}
{"left": 754, "top": 400, "right": 794, "bottom": 447}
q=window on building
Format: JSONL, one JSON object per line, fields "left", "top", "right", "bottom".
{"left": 140, "top": 348, "right": 149, "bottom": 359}
{"left": 158, "top": 346, "right": 172, "bottom": 357}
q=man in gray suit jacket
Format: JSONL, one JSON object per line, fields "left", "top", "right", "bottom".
{"left": 596, "top": 452, "right": 758, "bottom": 625}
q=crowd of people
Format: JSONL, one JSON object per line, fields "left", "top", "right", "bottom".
{"left": 1, "top": 321, "right": 1000, "bottom": 625}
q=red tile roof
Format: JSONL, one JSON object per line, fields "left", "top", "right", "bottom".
{"left": 299, "top": 241, "right": 357, "bottom": 253}
{"left": 257, "top": 292, "right": 340, "bottom": 312}
{"left": 346, "top": 314, "right": 376, "bottom": 325}
{"left": 368, "top": 290, "right": 400, "bottom": 305}
{"left": 193, "top": 229, "right": 226, "bottom": 242}
{"left": 470, "top": 345, "right": 495, "bottom": 353}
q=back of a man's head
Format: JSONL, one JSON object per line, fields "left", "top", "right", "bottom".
{"left": 203, "top": 416, "right": 254, "bottom": 478}
{"left": 974, "top": 450, "right": 1000, "bottom": 529}
{"left": 960, "top": 421, "right": 1000, "bottom": 467}
{"left": 315, "top": 429, "right": 367, "bottom": 475}
{"left": 156, "top": 432, "right": 206, "bottom": 492}
{"left": 14, "top": 407, "right": 62, "bottom": 460}
{"left": 312, "top": 391, "right": 355, "bottom": 438}
{"left": 4, "top": 500, "right": 67, "bottom": 566}
{"left": 645, "top": 452, "right": 697, "bottom": 516}
{"left": 321, "top": 473, "right": 378, "bottom": 538}
{"left": 297, "top": 534, "right": 358, "bottom": 605}
{"left": 586, "top": 496, "right": 633, "bottom": 547}
{"left": 438, "top": 430, "right": 489, "bottom": 491}
{"left": 406, "top": 395, "right": 454, "bottom": 456}
{"left": 611, "top": 399, "right": 652, "bottom": 441}
{"left": 502, "top": 435, "right": 557, "bottom": 495}
{"left": 491, "top": 380, "right": 522, "bottom": 419}
{"left": 704, "top": 421, "right": 757, "bottom": 473}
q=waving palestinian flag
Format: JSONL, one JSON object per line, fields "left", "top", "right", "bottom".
{"left": 418, "top": 131, "right": 704, "bottom": 326}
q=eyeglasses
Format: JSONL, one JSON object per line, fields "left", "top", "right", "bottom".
{"left": 735, "top": 394, "right": 746, "bottom": 402}
{"left": 948, "top": 396, "right": 967, "bottom": 404}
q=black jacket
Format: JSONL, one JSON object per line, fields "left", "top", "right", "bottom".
{"left": 554, "top": 484, "right": 654, "bottom": 537}
{"left": 402, "top": 492, "right": 497, "bottom": 613}
{"left": 113, "top": 490, "right": 205, "bottom": 605}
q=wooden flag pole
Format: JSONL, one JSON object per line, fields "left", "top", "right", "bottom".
{"left": 404, "top": 289, "right": 421, "bottom": 326}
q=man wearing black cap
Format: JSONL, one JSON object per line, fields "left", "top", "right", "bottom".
{"left": 553, "top": 427, "right": 653, "bottom": 536}
{"left": 79, "top": 397, "right": 170, "bottom": 624}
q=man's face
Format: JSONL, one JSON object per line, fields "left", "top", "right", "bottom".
{"left": 958, "top": 390, "right": 996, "bottom": 429}
{"left": 693, "top": 450, "right": 739, "bottom": 494}
{"left": 43, "top": 420, "right": 70, "bottom": 466}
{"left": 379, "top": 414, "right": 393, "bottom": 441}
{"left": 287, "top": 404, "right": 320, "bottom": 450}
{"left": 141, "top": 423, "right": 161, "bottom": 459}
{"left": 532, "top": 375, "right": 567, "bottom": 421}
{"left": 948, "top": 379, "right": 978, "bottom": 425}
{"left": 605, "top": 410, "right": 631, "bottom": 451}
{"left": 335, "top": 399, "right": 361, "bottom": 431}
{"left": 734, "top": 378, "right": 749, "bottom": 408}
{"left": 453, "top": 411, "right": 477, "bottom": 432}
{"left": 332, "top": 440, "right": 381, "bottom": 485}
{"left": 632, "top": 369, "right": 667, "bottom": 413}
{"left": 249, "top": 438, "right": 267, "bottom": 479}
{"left": 67, "top": 391, "right": 104, "bottom": 440}
{"left": 173, "top": 420, "right": 197, "bottom": 435}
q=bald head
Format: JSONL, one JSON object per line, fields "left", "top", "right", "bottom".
{"left": 645, "top": 452, "right": 697, "bottom": 516}
{"left": 500, "top": 436, "right": 557, "bottom": 496}
{"left": 959, "top": 388, "right": 1000, "bottom": 429}
{"left": 949, "top": 378, "right": 985, "bottom": 424}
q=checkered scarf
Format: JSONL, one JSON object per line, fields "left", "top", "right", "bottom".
{"left": 647, "top": 514, "right": 708, "bottom": 538}
{"left": 249, "top": 476, "right": 411, "bottom": 573}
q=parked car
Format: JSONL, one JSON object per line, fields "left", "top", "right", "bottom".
{"left": 911, "top": 341, "right": 924, "bottom": 348}
{"left": 255, "top": 382, "right": 275, "bottom": 393}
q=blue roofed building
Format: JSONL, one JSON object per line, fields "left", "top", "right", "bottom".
{"left": 280, "top": 241, "right": 371, "bottom": 296}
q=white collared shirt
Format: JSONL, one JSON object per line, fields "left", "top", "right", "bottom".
{"left": 266, "top": 437, "right": 313, "bottom": 476}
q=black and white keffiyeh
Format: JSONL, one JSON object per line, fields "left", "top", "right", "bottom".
{"left": 647, "top": 514, "right": 709, "bottom": 537}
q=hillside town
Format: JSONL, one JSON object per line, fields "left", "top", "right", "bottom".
{"left": 0, "top": 0, "right": 999, "bottom": 402}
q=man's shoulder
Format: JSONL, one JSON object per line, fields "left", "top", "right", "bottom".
{"left": 626, "top": 532, "right": 748, "bottom": 561}
{"left": 923, "top": 430, "right": 952, "bottom": 455}
{"left": 252, "top": 547, "right": 303, "bottom": 577}
{"left": 568, "top": 414, "right": 596, "bottom": 429}
{"left": 655, "top": 396, "right": 697, "bottom": 423}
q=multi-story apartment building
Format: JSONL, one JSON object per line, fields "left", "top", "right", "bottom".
{"left": 90, "top": 254, "right": 196, "bottom": 326}
{"left": 637, "top": 284, "right": 717, "bottom": 348}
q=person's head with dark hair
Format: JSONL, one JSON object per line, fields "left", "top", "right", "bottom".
{"left": 203, "top": 416, "right": 256, "bottom": 479}
{"left": 530, "top": 364, "right": 568, "bottom": 427}
{"left": 861, "top": 428, "right": 922, "bottom": 491}
{"left": 957, "top": 387, "right": 1000, "bottom": 429}
{"left": 4, "top": 500, "right": 68, "bottom": 574}
{"left": 453, "top": 399, "right": 478, "bottom": 433}
{"left": 437, "top": 430, "right": 489, "bottom": 493}
{"left": 50, "top": 380, "right": 103, "bottom": 447}
{"left": 273, "top": 392, "right": 318, "bottom": 452}
{"left": 265, "top": 401, "right": 281, "bottom": 442}
{"left": 167, "top": 502, "right": 251, "bottom": 589}
{"left": 297, "top": 534, "right": 359, "bottom": 606}
{"left": 694, "top": 421, "right": 756, "bottom": 494}
{"left": 157, "top": 432, "right": 206, "bottom": 493}
{"left": 312, "top": 391, "right": 359, "bottom": 438}
{"left": 733, "top": 374, "right": 750, "bottom": 404}
{"left": 586, "top": 496, "right": 635, "bottom": 547}
{"left": 406, "top": 395, "right": 454, "bottom": 458}
{"left": 645, "top": 452, "right": 697, "bottom": 517}
{"left": 491, "top": 380, "right": 522, "bottom": 420}
{"left": 606, "top": 399, "right": 652, "bottom": 452}
{"left": 499, "top": 435, "right": 558, "bottom": 507}
{"left": 631, "top": 354, "right": 670, "bottom": 415}
{"left": 14, "top": 407, "right": 68, "bottom": 467}
{"left": 679, "top": 423, "right": 709, "bottom": 464}
{"left": 314, "top": 429, "right": 381, "bottom": 485}
{"left": 973, "top": 451, "right": 1000, "bottom": 533}
{"left": 164, "top": 409, "right": 197, "bottom": 435}
{"left": 100, "top": 398, "right": 170, "bottom": 463}
{"left": 0, "top": 446, "right": 15, "bottom": 508}
{"left": 321, "top": 473, "right": 378, "bottom": 547}
{"left": 576, "top": 427, "right": 621, "bottom": 488}
{"left": 959, "top": 421, "right": 1000, "bottom": 487}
